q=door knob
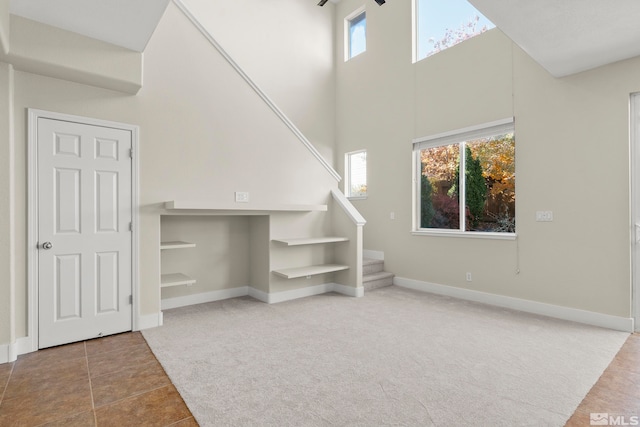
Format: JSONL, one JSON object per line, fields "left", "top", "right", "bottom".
{"left": 41, "top": 242, "right": 53, "bottom": 250}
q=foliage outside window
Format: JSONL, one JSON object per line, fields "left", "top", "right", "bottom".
{"left": 345, "top": 150, "right": 367, "bottom": 199}
{"left": 414, "top": 120, "right": 515, "bottom": 235}
{"left": 415, "top": 0, "right": 495, "bottom": 62}
{"left": 346, "top": 9, "right": 366, "bottom": 60}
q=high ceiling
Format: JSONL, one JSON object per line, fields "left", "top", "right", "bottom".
{"left": 9, "top": 0, "right": 170, "bottom": 52}
{"left": 9, "top": 0, "right": 640, "bottom": 76}
{"left": 468, "top": 0, "right": 640, "bottom": 77}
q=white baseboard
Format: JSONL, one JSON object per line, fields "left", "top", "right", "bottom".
{"left": 0, "top": 336, "right": 35, "bottom": 363}
{"left": 161, "top": 286, "right": 249, "bottom": 310}
{"left": 332, "top": 283, "right": 365, "bottom": 298}
{"left": 248, "top": 287, "right": 269, "bottom": 303}
{"left": 264, "top": 284, "right": 334, "bottom": 304}
{"left": 363, "top": 249, "right": 384, "bottom": 260}
{"left": 136, "top": 312, "right": 164, "bottom": 330}
{"left": 153, "top": 282, "right": 364, "bottom": 311}
{"left": 394, "top": 277, "right": 634, "bottom": 332}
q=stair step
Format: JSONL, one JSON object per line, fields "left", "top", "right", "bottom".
{"left": 363, "top": 270, "right": 394, "bottom": 291}
{"left": 363, "top": 258, "right": 384, "bottom": 275}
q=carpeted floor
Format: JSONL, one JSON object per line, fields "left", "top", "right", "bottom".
{"left": 142, "top": 286, "right": 629, "bottom": 426}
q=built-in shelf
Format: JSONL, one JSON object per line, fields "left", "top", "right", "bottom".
{"left": 164, "top": 200, "right": 327, "bottom": 212}
{"left": 272, "top": 264, "right": 349, "bottom": 279}
{"left": 272, "top": 237, "right": 349, "bottom": 246}
{"left": 160, "top": 241, "right": 196, "bottom": 250}
{"left": 161, "top": 273, "right": 196, "bottom": 288}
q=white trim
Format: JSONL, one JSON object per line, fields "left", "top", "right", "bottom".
{"left": 631, "top": 92, "right": 640, "bottom": 332}
{"left": 412, "top": 117, "right": 515, "bottom": 149}
{"left": 263, "top": 284, "right": 334, "bottom": 304}
{"left": 161, "top": 286, "right": 249, "bottom": 310}
{"left": 344, "top": 6, "right": 366, "bottom": 62}
{"left": 155, "top": 283, "right": 364, "bottom": 309}
{"left": 331, "top": 283, "right": 364, "bottom": 298}
{"left": 411, "top": 230, "right": 517, "bottom": 240}
{"left": 248, "top": 287, "right": 269, "bottom": 303}
{"left": 8, "top": 64, "right": 16, "bottom": 355}
{"left": 331, "top": 189, "right": 366, "bottom": 226}
{"left": 171, "top": 0, "right": 341, "bottom": 183}
{"left": 344, "top": 149, "right": 367, "bottom": 199}
{"left": 136, "top": 312, "right": 164, "bottom": 330}
{"left": 363, "top": 249, "right": 384, "bottom": 260}
{"left": 0, "top": 336, "right": 33, "bottom": 364}
{"left": 27, "top": 109, "right": 140, "bottom": 350}
{"left": 394, "top": 277, "right": 634, "bottom": 332}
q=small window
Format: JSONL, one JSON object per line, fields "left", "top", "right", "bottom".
{"left": 413, "top": 119, "right": 515, "bottom": 235}
{"left": 346, "top": 8, "right": 366, "bottom": 60}
{"left": 414, "top": 0, "right": 495, "bottom": 62}
{"left": 345, "top": 150, "right": 367, "bottom": 199}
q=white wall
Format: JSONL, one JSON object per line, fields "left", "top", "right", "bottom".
{"left": 0, "top": 62, "right": 12, "bottom": 345}
{"left": 335, "top": 0, "right": 640, "bottom": 317}
{"left": 3, "top": 0, "right": 338, "bottom": 344}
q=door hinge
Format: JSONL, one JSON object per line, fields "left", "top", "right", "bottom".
{"left": 129, "top": 222, "right": 133, "bottom": 232}
{"left": 129, "top": 295, "right": 133, "bottom": 304}
{"left": 129, "top": 148, "right": 133, "bottom": 159}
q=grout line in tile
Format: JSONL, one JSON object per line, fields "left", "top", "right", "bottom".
{"left": 165, "top": 416, "right": 197, "bottom": 427}
{"left": 0, "top": 362, "right": 15, "bottom": 405}
{"left": 93, "top": 383, "right": 176, "bottom": 410}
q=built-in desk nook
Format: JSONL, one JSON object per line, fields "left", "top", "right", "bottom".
{"left": 159, "top": 193, "right": 364, "bottom": 310}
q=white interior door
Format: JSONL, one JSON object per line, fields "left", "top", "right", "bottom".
{"left": 37, "top": 117, "right": 133, "bottom": 349}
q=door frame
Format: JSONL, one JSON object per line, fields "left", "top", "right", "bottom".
{"left": 27, "top": 108, "right": 140, "bottom": 352}
{"left": 631, "top": 93, "right": 640, "bottom": 332}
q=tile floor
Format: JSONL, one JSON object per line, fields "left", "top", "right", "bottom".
{"left": 0, "top": 332, "right": 197, "bottom": 426}
{"left": 0, "top": 331, "right": 638, "bottom": 426}
{"left": 565, "top": 333, "right": 640, "bottom": 426}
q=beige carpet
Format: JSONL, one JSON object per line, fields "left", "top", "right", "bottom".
{"left": 142, "top": 286, "right": 629, "bottom": 426}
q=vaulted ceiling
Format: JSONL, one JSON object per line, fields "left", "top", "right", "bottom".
{"left": 468, "top": 0, "right": 640, "bottom": 77}
{"left": 9, "top": 0, "right": 170, "bottom": 52}
{"left": 9, "top": 0, "right": 640, "bottom": 76}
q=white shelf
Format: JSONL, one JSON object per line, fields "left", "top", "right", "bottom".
{"left": 161, "top": 273, "right": 196, "bottom": 288}
{"left": 160, "top": 241, "right": 196, "bottom": 250}
{"left": 272, "top": 237, "right": 349, "bottom": 246}
{"left": 165, "top": 200, "right": 327, "bottom": 212}
{"left": 272, "top": 264, "right": 349, "bottom": 279}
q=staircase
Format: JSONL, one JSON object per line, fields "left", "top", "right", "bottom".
{"left": 363, "top": 258, "right": 394, "bottom": 291}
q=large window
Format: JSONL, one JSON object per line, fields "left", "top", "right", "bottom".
{"left": 345, "top": 150, "right": 367, "bottom": 199}
{"left": 346, "top": 8, "right": 366, "bottom": 60}
{"left": 414, "top": 0, "right": 495, "bottom": 62}
{"left": 413, "top": 119, "right": 515, "bottom": 236}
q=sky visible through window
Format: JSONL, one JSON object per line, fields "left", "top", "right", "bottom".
{"left": 417, "top": 0, "right": 495, "bottom": 61}
{"left": 349, "top": 13, "right": 366, "bottom": 59}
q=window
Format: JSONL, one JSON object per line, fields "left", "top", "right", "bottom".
{"left": 346, "top": 8, "right": 366, "bottom": 60}
{"left": 345, "top": 150, "right": 367, "bottom": 199}
{"left": 413, "top": 119, "right": 515, "bottom": 236}
{"left": 414, "top": 0, "right": 495, "bottom": 62}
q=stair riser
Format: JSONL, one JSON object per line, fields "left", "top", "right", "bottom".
{"left": 363, "top": 263, "right": 384, "bottom": 275}
{"left": 363, "top": 277, "right": 394, "bottom": 291}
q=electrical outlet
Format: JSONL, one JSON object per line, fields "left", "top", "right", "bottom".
{"left": 390, "top": 212, "right": 395, "bottom": 220}
{"left": 535, "top": 211, "right": 553, "bottom": 222}
{"left": 235, "top": 192, "right": 249, "bottom": 203}
{"left": 466, "top": 272, "right": 472, "bottom": 282}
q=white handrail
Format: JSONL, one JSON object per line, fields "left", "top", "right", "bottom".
{"left": 331, "top": 189, "right": 366, "bottom": 226}
{"left": 172, "top": 0, "right": 341, "bottom": 182}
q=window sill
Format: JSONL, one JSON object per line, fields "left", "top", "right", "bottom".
{"left": 347, "top": 196, "right": 367, "bottom": 201}
{"left": 411, "top": 230, "right": 516, "bottom": 240}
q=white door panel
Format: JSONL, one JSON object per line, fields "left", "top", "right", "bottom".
{"left": 38, "top": 118, "right": 132, "bottom": 348}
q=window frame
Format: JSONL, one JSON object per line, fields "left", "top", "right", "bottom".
{"left": 345, "top": 6, "right": 367, "bottom": 61}
{"left": 345, "top": 149, "right": 368, "bottom": 200}
{"left": 412, "top": 118, "right": 516, "bottom": 240}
